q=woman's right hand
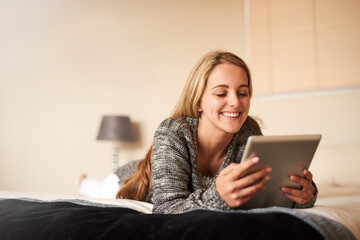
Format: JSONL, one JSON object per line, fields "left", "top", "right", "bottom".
{"left": 215, "top": 156, "right": 271, "bottom": 208}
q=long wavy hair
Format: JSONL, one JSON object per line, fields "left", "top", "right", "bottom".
{"left": 116, "top": 50, "right": 254, "bottom": 201}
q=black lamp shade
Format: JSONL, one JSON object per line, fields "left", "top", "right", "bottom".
{"left": 97, "top": 116, "right": 135, "bottom": 142}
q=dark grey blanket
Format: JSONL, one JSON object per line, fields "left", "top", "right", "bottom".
{"left": 0, "top": 199, "right": 355, "bottom": 240}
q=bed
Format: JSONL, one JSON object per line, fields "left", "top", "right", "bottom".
{"left": 1, "top": 184, "right": 359, "bottom": 240}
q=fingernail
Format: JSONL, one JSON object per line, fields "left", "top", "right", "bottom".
{"left": 252, "top": 157, "right": 259, "bottom": 163}
{"left": 266, "top": 167, "right": 272, "bottom": 173}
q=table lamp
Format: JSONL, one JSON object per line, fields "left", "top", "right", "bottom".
{"left": 97, "top": 115, "right": 136, "bottom": 172}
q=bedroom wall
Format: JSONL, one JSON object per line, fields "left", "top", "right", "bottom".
{"left": 0, "top": 0, "right": 247, "bottom": 192}
{"left": 1, "top": 0, "right": 359, "bottom": 193}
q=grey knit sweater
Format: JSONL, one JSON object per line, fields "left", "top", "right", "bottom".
{"left": 151, "top": 116, "right": 317, "bottom": 214}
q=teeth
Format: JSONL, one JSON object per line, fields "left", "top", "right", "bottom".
{"left": 223, "top": 112, "right": 239, "bottom": 117}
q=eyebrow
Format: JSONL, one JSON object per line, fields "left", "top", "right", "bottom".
{"left": 211, "top": 84, "right": 249, "bottom": 90}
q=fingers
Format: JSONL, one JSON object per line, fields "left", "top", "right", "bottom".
{"left": 216, "top": 156, "right": 272, "bottom": 208}
{"left": 303, "top": 169, "right": 313, "bottom": 182}
{"left": 289, "top": 173, "right": 315, "bottom": 192}
{"left": 235, "top": 175, "right": 270, "bottom": 199}
{"left": 227, "top": 156, "right": 262, "bottom": 180}
{"left": 221, "top": 163, "right": 241, "bottom": 175}
{"left": 281, "top": 187, "right": 314, "bottom": 205}
{"left": 283, "top": 192, "right": 310, "bottom": 205}
{"left": 217, "top": 174, "right": 270, "bottom": 208}
{"left": 281, "top": 169, "right": 315, "bottom": 205}
{"left": 235, "top": 167, "right": 272, "bottom": 189}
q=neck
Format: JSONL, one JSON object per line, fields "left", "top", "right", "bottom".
{"left": 197, "top": 120, "right": 233, "bottom": 159}
{"left": 196, "top": 121, "right": 234, "bottom": 177}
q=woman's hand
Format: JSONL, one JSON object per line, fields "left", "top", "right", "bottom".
{"left": 281, "top": 169, "right": 315, "bottom": 205}
{"left": 215, "top": 156, "right": 271, "bottom": 208}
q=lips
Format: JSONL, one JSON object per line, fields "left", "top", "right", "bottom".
{"left": 221, "top": 112, "right": 240, "bottom": 118}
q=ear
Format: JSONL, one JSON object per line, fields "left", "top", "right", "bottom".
{"left": 197, "top": 102, "right": 203, "bottom": 112}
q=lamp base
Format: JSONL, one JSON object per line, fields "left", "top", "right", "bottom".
{"left": 111, "top": 147, "right": 119, "bottom": 173}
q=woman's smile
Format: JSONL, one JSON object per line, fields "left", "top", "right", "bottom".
{"left": 221, "top": 111, "right": 241, "bottom": 118}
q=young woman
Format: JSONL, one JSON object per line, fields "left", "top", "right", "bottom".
{"left": 117, "top": 50, "right": 317, "bottom": 214}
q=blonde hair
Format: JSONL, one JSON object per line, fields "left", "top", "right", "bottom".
{"left": 117, "top": 50, "right": 254, "bottom": 201}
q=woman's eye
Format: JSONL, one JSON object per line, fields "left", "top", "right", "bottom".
{"left": 216, "top": 93, "right": 226, "bottom": 97}
{"left": 238, "top": 92, "right": 248, "bottom": 97}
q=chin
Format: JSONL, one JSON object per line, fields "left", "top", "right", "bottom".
{"left": 224, "top": 125, "right": 243, "bottom": 134}
{"left": 227, "top": 121, "right": 246, "bottom": 133}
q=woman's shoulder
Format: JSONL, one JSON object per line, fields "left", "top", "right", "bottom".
{"left": 157, "top": 116, "right": 198, "bottom": 132}
{"left": 239, "top": 116, "right": 263, "bottom": 136}
{"left": 154, "top": 117, "right": 198, "bottom": 144}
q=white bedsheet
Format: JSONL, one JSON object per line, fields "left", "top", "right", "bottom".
{"left": 301, "top": 185, "right": 360, "bottom": 239}
{"left": 0, "top": 191, "right": 153, "bottom": 213}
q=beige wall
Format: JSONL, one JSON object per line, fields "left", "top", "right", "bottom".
{"left": 1, "top": 0, "right": 359, "bottom": 194}
{"left": 0, "top": 0, "right": 246, "bottom": 192}
{"left": 248, "top": 0, "right": 360, "bottom": 94}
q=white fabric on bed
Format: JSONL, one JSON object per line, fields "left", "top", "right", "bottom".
{"left": 0, "top": 191, "right": 153, "bottom": 213}
{"left": 78, "top": 173, "right": 120, "bottom": 199}
{"left": 301, "top": 185, "right": 360, "bottom": 239}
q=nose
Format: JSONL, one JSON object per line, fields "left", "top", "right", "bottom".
{"left": 228, "top": 92, "right": 240, "bottom": 107}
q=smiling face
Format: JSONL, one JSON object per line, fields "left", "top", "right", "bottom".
{"left": 197, "top": 61, "right": 250, "bottom": 136}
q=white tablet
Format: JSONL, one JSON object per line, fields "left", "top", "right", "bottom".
{"left": 239, "top": 134, "right": 321, "bottom": 209}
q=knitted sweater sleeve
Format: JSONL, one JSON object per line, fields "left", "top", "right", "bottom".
{"left": 151, "top": 126, "right": 230, "bottom": 214}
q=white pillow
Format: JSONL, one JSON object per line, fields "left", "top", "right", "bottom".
{"left": 79, "top": 173, "right": 120, "bottom": 199}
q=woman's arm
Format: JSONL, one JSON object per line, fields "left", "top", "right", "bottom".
{"left": 151, "top": 127, "right": 230, "bottom": 214}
